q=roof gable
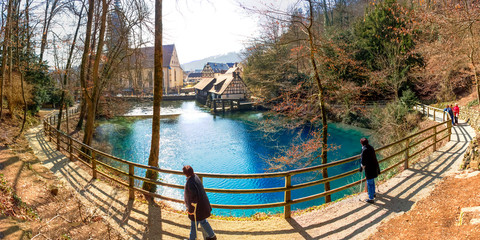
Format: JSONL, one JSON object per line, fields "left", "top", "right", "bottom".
{"left": 205, "top": 62, "right": 229, "bottom": 73}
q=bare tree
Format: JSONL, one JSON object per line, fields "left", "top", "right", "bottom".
{"left": 57, "top": 1, "right": 85, "bottom": 132}
{"left": 39, "top": 0, "right": 63, "bottom": 63}
{"left": 142, "top": 0, "right": 163, "bottom": 195}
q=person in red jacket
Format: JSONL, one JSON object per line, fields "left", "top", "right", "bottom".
{"left": 453, "top": 103, "right": 460, "bottom": 125}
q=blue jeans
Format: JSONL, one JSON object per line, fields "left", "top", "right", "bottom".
{"left": 190, "top": 219, "right": 215, "bottom": 240}
{"left": 367, "top": 178, "right": 375, "bottom": 200}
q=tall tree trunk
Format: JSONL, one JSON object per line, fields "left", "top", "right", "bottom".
{"left": 39, "top": 0, "right": 59, "bottom": 63}
{"left": 57, "top": 3, "right": 83, "bottom": 131}
{"left": 17, "top": 1, "right": 27, "bottom": 134}
{"left": 468, "top": 24, "right": 480, "bottom": 105}
{"left": 322, "top": 0, "right": 330, "bottom": 28}
{"left": 142, "top": 0, "right": 163, "bottom": 195}
{"left": 0, "top": 0, "right": 13, "bottom": 119}
{"left": 76, "top": 97, "right": 87, "bottom": 130}
{"left": 83, "top": 0, "right": 107, "bottom": 147}
{"left": 308, "top": 0, "right": 331, "bottom": 203}
{"left": 77, "top": 0, "right": 95, "bottom": 132}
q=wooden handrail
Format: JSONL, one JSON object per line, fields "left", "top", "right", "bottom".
{"left": 43, "top": 103, "right": 451, "bottom": 218}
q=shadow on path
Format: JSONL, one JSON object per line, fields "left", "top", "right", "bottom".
{"left": 25, "top": 116, "right": 475, "bottom": 239}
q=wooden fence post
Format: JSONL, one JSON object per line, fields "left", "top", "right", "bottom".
{"left": 91, "top": 151, "right": 97, "bottom": 179}
{"left": 48, "top": 125, "right": 52, "bottom": 142}
{"left": 443, "top": 111, "right": 445, "bottom": 122}
{"left": 69, "top": 138, "right": 74, "bottom": 161}
{"left": 56, "top": 131, "right": 60, "bottom": 151}
{"left": 433, "top": 109, "right": 436, "bottom": 121}
{"left": 404, "top": 138, "right": 410, "bottom": 169}
{"left": 448, "top": 121, "right": 452, "bottom": 142}
{"left": 433, "top": 126, "right": 437, "bottom": 152}
{"left": 129, "top": 165, "right": 135, "bottom": 200}
{"left": 284, "top": 175, "right": 292, "bottom": 219}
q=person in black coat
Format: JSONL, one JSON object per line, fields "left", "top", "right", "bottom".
{"left": 359, "top": 138, "right": 381, "bottom": 203}
{"left": 183, "top": 165, "right": 216, "bottom": 240}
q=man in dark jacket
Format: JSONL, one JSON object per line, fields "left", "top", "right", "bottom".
{"left": 359, "top": 138, "right": 381, "bottom": 203}
{"left": 183, "top": 165, "right": 216, "bottom": 240}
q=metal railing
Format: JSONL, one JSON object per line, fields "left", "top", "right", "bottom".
{"left": 43, "top": 103, "right": 452, "bottom": 218}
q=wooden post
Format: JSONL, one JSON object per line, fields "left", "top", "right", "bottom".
{"left": 56, "top": 131, "right": 60, "bottom": 150}
{"left": 129, "top": 164, "right": 135, "bottom": 200}
{"left": 91, "top": 151, "right": 97, "bottom": 179}
{"left": 213, "top": 100, "right": 217, "bottom": 113}
{"left": 404, "top": 138, "right": 410, "bottom": 169}
{"left": 222, "top": 100, "right": 225, "bottom": 113}
{"left": 230, "top": 100, "right": 234, "bottom": 111}
{"left": 284, "top": 175, "right": 292, "bottom": 219}
{"left": 448, "top": 121, "right": 452, "bottom": 142}
{"left": 199, "top": 176, "right": 203, "bottom": 183}
{"left": 427, "top": 107, "right": 429, "bottom": 118}
{"left": 433, "top": 126, "right": 437, "bottom": 151}
{"left": 48, "top": 125, "right": 52, "bottom": 142}
{"left": 433, "top": 109, "right": 436, "bottom": 121}
{"left": 237, "top": 100, "right": 240, "bottom": 109}
{"left": 69, "top": 138, "right": 74, "bottom": 161}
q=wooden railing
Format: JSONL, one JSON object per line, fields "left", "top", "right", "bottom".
{"left": 43, "top": 103, "right": 452, "bottom": 218}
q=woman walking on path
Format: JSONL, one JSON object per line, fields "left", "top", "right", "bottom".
{"left": 183, "top": 165, "right": 217, "bottom": 240}
{"left": 444, "top": 105, "right": 454, "bottom": 125}
{"left": 359, "top": 138, "right": 381, "bottom": 204}
{"left": 453, "top": 103, "right": 460, "bottom": 125}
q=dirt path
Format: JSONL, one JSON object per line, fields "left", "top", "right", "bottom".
{"left": 24, "top": 120, "right": 475, "bottom": 239}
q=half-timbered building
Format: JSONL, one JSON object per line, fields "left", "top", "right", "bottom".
{"left": 201, "top": 62, "right": 230, "bottom": 78}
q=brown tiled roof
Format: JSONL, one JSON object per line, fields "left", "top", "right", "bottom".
{"left": 130, "top": 45, "right": 176, "bottom": 68}
{"left": 194, "top": 77, "right": 216, "bottom": 91}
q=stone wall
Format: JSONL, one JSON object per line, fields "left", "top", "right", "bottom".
{"left": 459, "top": 107, "right": 480, "bottom": 131}
{"left": 462, "top": 137, "right": 480, "bottom": 170}
{"left": 458, "top": 107, "right": 480, "bottom": 170}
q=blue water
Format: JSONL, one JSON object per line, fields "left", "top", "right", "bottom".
{"left": 94, "top": 101, "right": 371, "bottom": 216}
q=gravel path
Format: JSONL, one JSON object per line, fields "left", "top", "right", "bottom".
{"left": 26, "top": 118, "right": 474, "bottom": 239}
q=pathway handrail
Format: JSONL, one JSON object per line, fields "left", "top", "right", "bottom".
{"left": 43, "top": 102, "right": 452, "bottom": 218}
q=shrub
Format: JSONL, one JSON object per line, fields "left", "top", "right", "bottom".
{"left": 467, "top": 99, "right": 479, "bottom": 108}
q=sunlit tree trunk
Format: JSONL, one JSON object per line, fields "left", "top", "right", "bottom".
{"left": 83, "top": 0, "right": 107, "bottom": 147}
{"left": 1, "top": 0, "right": 13, "bottom": 119}
{"left": 57, "top": 3, "right": 84, "bottom": 131}
{"left": 142, "top": 0, "right": 163, "bottom": 195}
{"left": 77, "top": 0, "right": 94, "bottom": 133}
{"left": 17, "top": 1, "right": 27, "bottom": 134}
{"left": 307, "top": 0, "right": 331, "bottom": 203}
